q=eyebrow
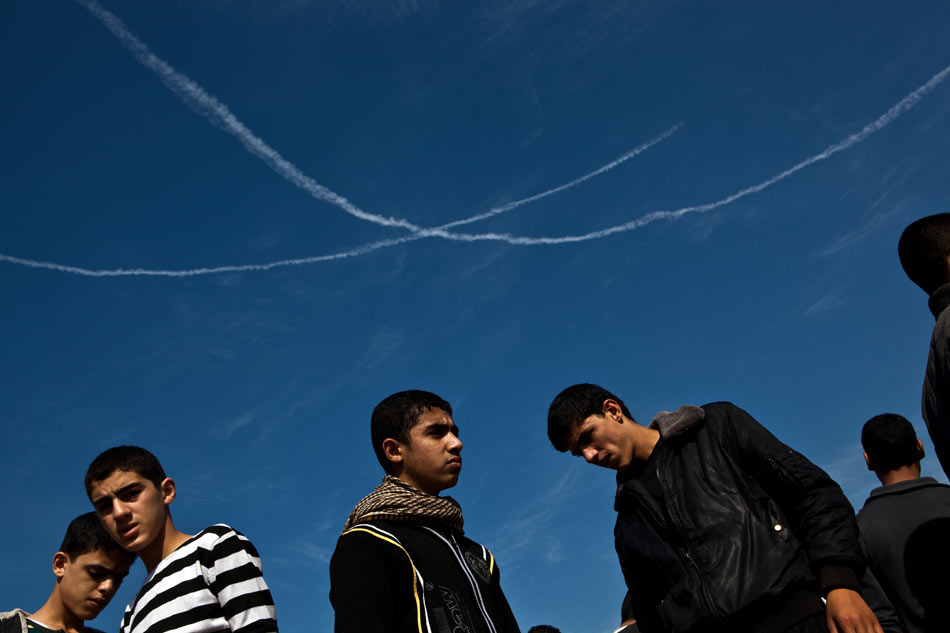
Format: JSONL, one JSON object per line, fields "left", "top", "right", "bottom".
{"left": 92, "top": 482, "right": 142, "bottom": 505}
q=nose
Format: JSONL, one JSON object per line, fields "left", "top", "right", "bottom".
{"left": 99, "top": 578, "right": 117, "bottom": 597}
{"left": 447, "top": 432, "right": 462, "bottom": 453}
{"left": 582, "top": 446, "right": 599, "bottom": 464}
{"left": 113, "top": 499, "right": 131, "bottom": 518}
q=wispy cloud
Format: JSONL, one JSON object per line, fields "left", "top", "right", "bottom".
{"left": 220, "top": 410, "right": 257, "bottom": 439}
{"left": 488, "top": 466, "right": 583, "bottom": 566}
{"left": 820, "top": 443, "right": 875, "bottom": 508}
{"left": 803, "top": 288, "right": 849, "bottom": 318}
{"left": 817, "top": 207, "right": 901, "bottom": 258}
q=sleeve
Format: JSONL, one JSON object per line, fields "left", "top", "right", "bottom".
{"left": 329, "top": 530, "right": 412, "bottom": 633}
{"left": 718, "top": 403, "right": 865, "bottom": 579}
{"left": 486, "top": 552, "right": 521, "bottom": 633}
{"left": 858, "top": 566, "right": 905, "bottom": 633}
{"left": 204, "top": 529, "right": 278, "bottom": 633}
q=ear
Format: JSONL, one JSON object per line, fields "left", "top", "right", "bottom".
{"left": 863, "top": 452, "right": 873, "bottom": 471}
{"left": 160, "top": 477, "right": 177, "bottom": 506}
{"left": 602, "top": 399, "right": 624, "bottom": 422}
{"left": 52, "top": 551, "right": 68, "bottom": 579}
{"left": 917, "top": 438, "right": 926, "bottom": 460}
{"left": 382, "top": 438, "right": 404, "bottom": 468}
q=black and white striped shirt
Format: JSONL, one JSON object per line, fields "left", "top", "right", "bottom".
{"left": 120, "top": 525, "right": 277, "bottom": 633}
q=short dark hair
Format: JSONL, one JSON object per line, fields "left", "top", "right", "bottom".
{"left": 371, "top": 390, "right": 453, "bottom": 474}
{"left": 60, "top": 512, "right": 136, "bottom": 564}
{"left": 547, "top": 383, "right": 632, "bottom": 452}
{"left": 899, "top": 213, "right": 950, "bottom": 295}
{"left": 862, "top": 413, "right": 920, "bottom": 473}
{"left": 84, "top": 446, "right": 166, "bottom": 498}
{"left": 527, "top": 626, "right": 562, "bottom": 633}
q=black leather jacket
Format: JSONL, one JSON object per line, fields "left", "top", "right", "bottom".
{"left": 614, "top": 402, "right": 864, "bottom": 633}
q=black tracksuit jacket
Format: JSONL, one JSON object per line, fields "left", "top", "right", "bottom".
{"left": 330, "top": 520, "right": 520, "bottom": 633}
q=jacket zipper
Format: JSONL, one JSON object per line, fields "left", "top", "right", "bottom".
{"left": 420, "top": 527, "right": 498, "bottom": 633}
{"left": 656, "top": 456, "right": 722, "bottom": 623}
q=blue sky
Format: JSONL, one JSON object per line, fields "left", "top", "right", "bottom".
{"left": 2, "top": 1, "right": 949, "bottom": 632}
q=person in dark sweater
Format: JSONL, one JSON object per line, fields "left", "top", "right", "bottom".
{"left": 859, "top": 413, "right": 950, "bottom": 633}
{"left": 329, "top": 390, "right": 520, "bottom": 633}
{"left": 1, "top": 513, "right": 134, "bottom": 633}
{"left": 547, "top": 383, "right": 883, "bottom": 633}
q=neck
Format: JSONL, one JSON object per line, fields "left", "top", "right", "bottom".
{"left": 877, "top": 464, "right": 922, "bottom": 486}
{"left": 140, "top": 515, "right": 192, "bottom": 572}
{"left": 31, "top": 590, "right": 83, "bottom": 633}
{"left": 633, "top": 425, "right": 661, "bottom": 464}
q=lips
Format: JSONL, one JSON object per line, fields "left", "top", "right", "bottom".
{"left": 118, "top": 523, "right": 139, "bottom": 540}
{"left": 447, "top": 457, "right": 462, "bottom": 471}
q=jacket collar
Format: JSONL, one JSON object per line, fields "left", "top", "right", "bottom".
{"left": 929, "top": 282, "right": 950, "bottom": 319}
{"left": 867, "top": 476, "right": 945, "bottom": 500}
{"left": 648, "top": 405, "right": 705, "bottom": 440}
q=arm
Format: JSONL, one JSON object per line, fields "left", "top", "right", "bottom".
{"left": 486, "top": 555, "right": 521, "bottom": 633}
{"left": 719, "top": 404, "right": 881, "bottom": 633}
{"left": 329, "top": 530, "right": 410, "bottom": 633}
{"left": 205, "top": 529, "right": 278, "bottom": 633}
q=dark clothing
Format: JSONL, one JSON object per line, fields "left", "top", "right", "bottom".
{"left": 330, "top": 520, "right": 520, "bottom": 633}
{"left": 0, "top": 612, "right": 104, "bottom": 633}
{"left": 924, "top": 283, "right": 950, "bottom": 478}
{"left": 857, "top": 477, "right": 950, "bottom": 633}
{"left": 614, "top": 402, "right": 865, "bottom": 633}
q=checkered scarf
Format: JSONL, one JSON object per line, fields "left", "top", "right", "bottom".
{"left": 343, "top": 475, "right": 464, "bottom": 534}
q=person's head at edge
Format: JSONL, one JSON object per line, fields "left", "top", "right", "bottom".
{"left": 899, "top": 212, "right": 950, "bottom": 296}
{"left": 372, "top": 390, "right": 463, "bottom": 495}
{"left": 30, "top": 512, "right": 135, "bottom": 631}
{"left": 862, "top": 413, "right": 925, "bottom": 486}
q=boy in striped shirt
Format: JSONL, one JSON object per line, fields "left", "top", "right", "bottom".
{"left": 84, "top": 446, "right": 278, "bottom": 633}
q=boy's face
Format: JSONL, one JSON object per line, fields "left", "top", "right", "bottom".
{"left": 567, "top": 404, "right": 635, "bottom": 471}
{"left": 54, "top": 549, "right": 132, "bottom": 621}
{"left": 89, "top": 470, "right": 173, "bottom": 554}
{"left": 394, "top": 407, "right": 463, "bottom": 495}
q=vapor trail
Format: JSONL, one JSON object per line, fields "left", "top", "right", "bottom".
{"left": 74, "top": 0, "right": 420, "bottom": 232}
{"left": 439, "top": 123, "right": 681, "bottom": 229}
{"left": 75, "top": 0, "right": 673, "bottom": 236}
{"left": 2, "top": 59, "right": 946, "bottom": 275}
{"left": 0, "top": 236, "right": 422, "bottom": 277}
{"left": 431, "top": 61, "right": 950, "bottom": 246}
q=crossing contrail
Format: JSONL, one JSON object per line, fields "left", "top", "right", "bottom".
{"left": 2, "top": 61, "right": 947, "bottom": 276}
{"left": 74, "top": 0, "right": 673, "bottom": 235}
{"left": 4, "top": 11, "right": 948, "bottom": 276}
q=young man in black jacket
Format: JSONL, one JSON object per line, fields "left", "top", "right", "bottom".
{"left": 330, "top": 390, "right": 520, "bottom": 633}
{"left": 547, "top": 383, "right": 883, "bottom": 633}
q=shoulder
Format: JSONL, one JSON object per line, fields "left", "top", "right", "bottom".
{"left": 189, "top": 524, "right": 264, "bottom": 565}
{"left": 0, "top": 612, "right": 26, "bottom": 624}
{"left": 336, "top": 521, "right": 416, "bottom": 553}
